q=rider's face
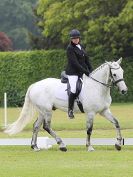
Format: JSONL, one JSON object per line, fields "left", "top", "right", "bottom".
{"left": 71, "top": 38, "right": 80, "bottom": 44}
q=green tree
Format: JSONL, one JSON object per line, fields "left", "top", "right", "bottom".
{"left": 36, "top": 0, "right": 133, "bottom": 59}
{"left": 0, "top": 0, "right": 37, "bottom": 50}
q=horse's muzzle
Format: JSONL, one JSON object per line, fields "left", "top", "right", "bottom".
{"left": 121, "top": 89, "right": 127, "bottom": 95}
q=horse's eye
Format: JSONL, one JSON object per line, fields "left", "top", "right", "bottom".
{"left": 113, "top": 74, "right": 116, "bottom": 77}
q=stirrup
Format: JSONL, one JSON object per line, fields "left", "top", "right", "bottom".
{"left": 68, "top": 110, "right": 75, "bottom": 119}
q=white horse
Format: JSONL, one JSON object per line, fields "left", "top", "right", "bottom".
{"left": 5, "top": 58, "right": 127, "bottom": 152}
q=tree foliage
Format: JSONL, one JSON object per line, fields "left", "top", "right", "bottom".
{"left": 36, "top": 0, "right": 133, "bottom": 58}
{"left": 0, "top": 0, "right": 37, "bottom": 50}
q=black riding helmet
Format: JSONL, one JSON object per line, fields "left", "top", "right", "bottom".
{"left": 70, "top": 29, "right": 80, "bottom": 39}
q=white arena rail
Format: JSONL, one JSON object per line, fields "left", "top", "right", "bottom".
{"left": 0, "top": 137, "right": 132, "bottom": 149}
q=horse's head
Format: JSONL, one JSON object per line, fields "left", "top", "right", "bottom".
{"left": 106, "top": 57, "right": 128, "bottom": 95}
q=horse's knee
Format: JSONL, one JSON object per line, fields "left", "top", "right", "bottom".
{"left": 33, "top": 125, "right": 40, "bottom": 133}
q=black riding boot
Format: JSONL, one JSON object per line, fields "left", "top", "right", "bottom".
{"left": 68, "top": 92, "right": 76, "bottom": 119}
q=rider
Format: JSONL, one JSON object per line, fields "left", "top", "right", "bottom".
{"left": 65, "top": 29, "right": 93, "bottom": 119}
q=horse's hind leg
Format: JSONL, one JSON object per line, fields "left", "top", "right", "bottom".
{"left": 100, "top": 108, "right": 122, "bottom": 151}
{"left": 31, "top": 113, "right": 44, "bottom": 151}
{"left": 43, "top": 112, "right": 67, "bottom": 152}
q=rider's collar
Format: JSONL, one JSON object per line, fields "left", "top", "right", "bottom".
{"left": 71, "top": 41, "right": 80, "bottom": 47}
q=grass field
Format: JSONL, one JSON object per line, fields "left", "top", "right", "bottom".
{"left": 0, "top": 146, "right": 133, "bottom": 177}
{"left": 0, "top": 103, "right": 133, "bottom": 177}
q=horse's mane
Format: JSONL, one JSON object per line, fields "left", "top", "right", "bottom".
{"left": 91, "top": 62, "right": 109, "bottom": 75}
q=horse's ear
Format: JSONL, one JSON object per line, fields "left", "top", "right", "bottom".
{"left": 117, "top": 57, "right": 122, "bottom": 65}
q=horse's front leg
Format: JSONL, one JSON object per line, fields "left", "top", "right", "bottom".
{"left": 43, "top": 112, "right": 67, "bottom": 152}
{"left": 100, "top": 108, "right": 122, "bottom": 151}
{"left": 86, "top": 112, "right": 95, "bottom": 152}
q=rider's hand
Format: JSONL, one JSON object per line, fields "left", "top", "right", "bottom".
{"left": 85, "top": 71, "right": 90, "bottom": 76}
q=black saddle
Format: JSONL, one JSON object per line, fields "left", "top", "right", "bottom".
{"left": 61, "top": 71, "right": 84, "bottom": 113}
{"left": 61, "top": 71, "right": 68, "bottom": 83}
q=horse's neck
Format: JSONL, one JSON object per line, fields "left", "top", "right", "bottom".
{"left": 91, "top": 64, "right": 110, "bottom": 84}
{"left": 82, "top": 64, "right": 111, "bottom": 104}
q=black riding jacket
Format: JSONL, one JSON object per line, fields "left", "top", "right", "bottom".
{"left": 65, "top": 41, "right": 93, "bottom": 77}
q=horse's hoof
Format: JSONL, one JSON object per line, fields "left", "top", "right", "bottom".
{"left": 31, "top": 145, "right": 41, "bottom": 152}
{"left": 34, "top": 147, "right": 41, "bottom": 152}
{"left": 115, "top": 143, "right": 121, "bottom": 151}
{"left": 88, "top": 146, "right": 95, "bottom": 152}
{"left": 59, "top": 147, "right": 67, "bottom": 152}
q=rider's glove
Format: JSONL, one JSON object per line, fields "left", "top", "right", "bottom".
{"left": 85, "top": 71, "right": 90, "bottom": 76}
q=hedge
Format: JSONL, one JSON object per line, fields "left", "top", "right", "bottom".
{"left": 0, "top": 50, "right": 132, "bottom": 106}
{"left": 0, "top": 50, "right": 66, "bottom": 106}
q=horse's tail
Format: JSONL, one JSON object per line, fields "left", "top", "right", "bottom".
{"left": 5, "top": 85, "right": 35, "bottom": 135}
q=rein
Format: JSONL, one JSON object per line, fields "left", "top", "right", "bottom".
{"left": 89, "top": 66, "right": 124, "bottom": 88}
{"left": 89, "top": 76, "right": 112, "bottom": 88}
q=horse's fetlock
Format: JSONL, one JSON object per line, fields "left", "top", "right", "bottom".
{"left": 56, "top": 137, "right": 62, "bottom": 145}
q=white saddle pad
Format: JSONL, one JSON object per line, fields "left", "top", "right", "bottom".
{"left": 55, "top": 82, "right": 83, "bottom": 102}
{"left": 55, "top": 83, "right": 68, "bottom": 101}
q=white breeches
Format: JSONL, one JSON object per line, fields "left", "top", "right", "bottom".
{"left": 67, "top": 75, "right": 78, "bottom": 93}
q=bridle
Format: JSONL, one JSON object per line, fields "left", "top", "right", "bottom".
{"left": 89, "top": 66, "right": 124, "bottom": 88}
{"left": 110, "top": 67, "right": 124, "bottom": 86}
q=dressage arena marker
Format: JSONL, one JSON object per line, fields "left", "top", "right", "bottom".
{"left": 0, "top": 137, "right": 133, "bottom": 149}
{"left": 4, "top": 92, "right": 7, "bottom": 128}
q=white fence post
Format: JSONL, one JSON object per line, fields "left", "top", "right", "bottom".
{"left": 4, "top": 92, "right": 7, "bottom": 128}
